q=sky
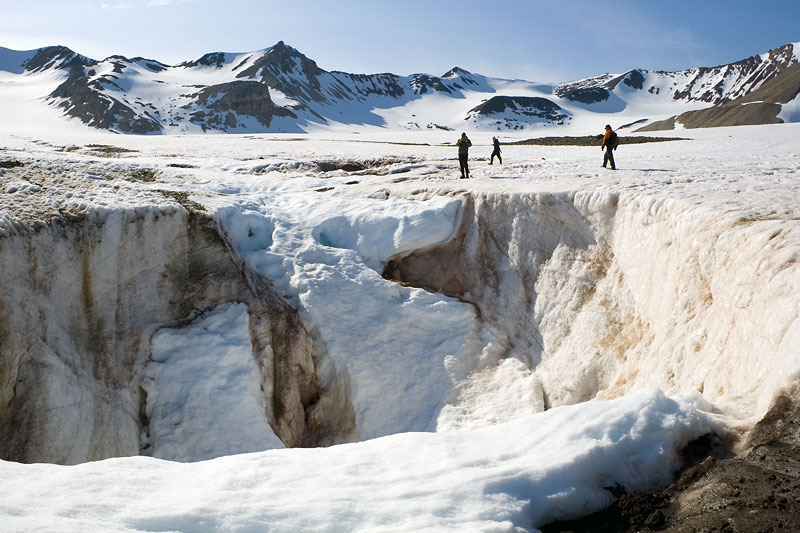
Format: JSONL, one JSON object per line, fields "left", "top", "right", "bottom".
{"left": 1, "top": 0, "right": 799, "bottom": 82}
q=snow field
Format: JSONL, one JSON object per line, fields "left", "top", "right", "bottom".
{"left": 1, "top": 389, "right": 719, "bottom": 532}
{"left": 0, "top": 123, "right": 798, "bottom": 530}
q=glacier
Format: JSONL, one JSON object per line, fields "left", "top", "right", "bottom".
{"left": 0, "top": 122, "right": 798, "bottom": 531}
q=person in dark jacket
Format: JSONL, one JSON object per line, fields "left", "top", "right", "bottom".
{"left": 456, "top": 132, "right": 472, "bottom": 178}
{"left": 490, "top": 136, "right": 502, "bottom": 165}
{"left": 601, "top": 124, "right": 618, "bottom": 170}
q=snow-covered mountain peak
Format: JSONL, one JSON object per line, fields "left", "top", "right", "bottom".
{"left": 19, "top": 45, "right": 93, "bottom": 73}
{"left": 1, "top": 39, "right": 799, "bottom": 134}
{"left": 442, "top": 66, "right": 472, "bottom": 78}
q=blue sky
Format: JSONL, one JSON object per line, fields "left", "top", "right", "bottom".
{"left": 3, "top": 0, "right": 798, "bottom": 82}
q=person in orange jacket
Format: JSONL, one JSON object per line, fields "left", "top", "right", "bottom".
{"left": 601, "top": 124, "right": 619, "bottom": 170}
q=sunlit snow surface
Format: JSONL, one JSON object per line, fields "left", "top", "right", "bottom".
{"left": 0, "top": 123, "right": 799, "bottom": 531}
{"left": 3, "top": 389, "right": 714, "bottom": 533}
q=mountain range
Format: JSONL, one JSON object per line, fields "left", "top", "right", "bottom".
{"left": 0, "top": 40, "right": 798, "bottom": 134}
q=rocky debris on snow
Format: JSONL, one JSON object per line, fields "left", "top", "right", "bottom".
{"left": 509, "top": 135, "right": 689, "bottom": 146}
{"left": 84, "top": 144, "right": 139, "bottom": 156}
{"left": 250, "top": 157, "right": 421, "bottom": 176}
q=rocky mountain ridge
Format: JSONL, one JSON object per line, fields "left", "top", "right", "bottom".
{"left": 1, "top": 40, "right": 799, "bottom": 133}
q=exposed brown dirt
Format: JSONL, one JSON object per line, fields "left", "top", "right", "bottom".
{"left": 674, "top": 102, "right": 783, "bottom": 129}
{"left": 541, "top": 385, "right": 800, "bottom": 532}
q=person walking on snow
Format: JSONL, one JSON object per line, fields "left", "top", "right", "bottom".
{"left": 457, "top": 132, "right": 472, "bottom": 178}
{"left": 601, "top": 124, "right": 618, "bottom": 170}
{"left": 490, "top": 136, "right": 502, "bottom": 165}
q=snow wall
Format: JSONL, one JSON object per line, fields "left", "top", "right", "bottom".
{"left": 384, "top": 190, "right": 800, "bottom": 422}
{"left": 1, "top": 185, "right": 797, "bottom": 465}
{"left": 0, "top": 202, "right": 353, "bottom": 464}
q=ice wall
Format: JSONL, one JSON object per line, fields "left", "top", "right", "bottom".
{"left": 385, "top": 190, "right": 800, "bottom": 424}
{"left": 0, "top": 198, "right": 351, "bottom": 464}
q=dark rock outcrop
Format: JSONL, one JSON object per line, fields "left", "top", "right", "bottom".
{"left": 21, "top": 45, "right": 94, "bottom": 73}
{"left": 49, "top": 68, "right": 161, "bottom": 134}
{"left": 186, "top": 81, "right": 298, "bottom": 130}
{"left": 180, "top": 51, "right": 229, "bottom": 69}
{"left": 467, "top": 96, "right": 569, "bottom": 124}
{"left": 410, "top": 74, "right": 454, "bottom": 95}
{"left": 604, "top": 69, "right": 645, "bottom": 91}
{"left": 560, "top": 87, "right": 611, "bottom": 105}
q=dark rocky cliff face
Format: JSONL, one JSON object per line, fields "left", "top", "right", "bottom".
{"left": 185, "top": 81, "right": 298, "bottom": 130}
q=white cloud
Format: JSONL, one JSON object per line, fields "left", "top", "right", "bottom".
{"left": 98, "top": 0, "right": 190, "bottom": 8}
{"left": 100, "top": 1, "right": 135, "bottom": 8}
{"left": 146, "top": 0, "right": 191, "bottom": 6}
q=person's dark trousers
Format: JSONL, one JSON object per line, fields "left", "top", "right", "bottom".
{"left": 459, "top": 154, "right": 470, "bottom": 177}
{"left": 490, "top": 150, "right": 502, "bottom": 164}
{"left": 603, "top": 147, "right": 616, "bottom": 170}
